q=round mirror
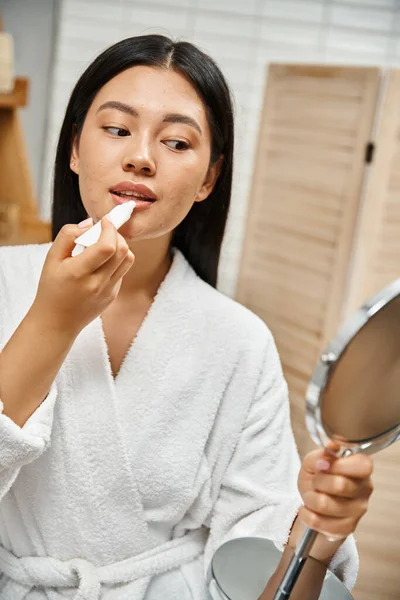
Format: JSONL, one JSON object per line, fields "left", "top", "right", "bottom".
{"left": 307, "top": 283, "right": 400, "bottom": 453}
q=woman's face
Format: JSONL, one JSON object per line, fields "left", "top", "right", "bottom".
{"left": 70, "top": 65, "right": 221, "bottom": 242}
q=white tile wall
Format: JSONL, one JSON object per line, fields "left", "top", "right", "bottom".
{"left": 337, "top": 0, "right": 395, "bottom": 7}
{"left": 41, "top": 0, "right": 400, "bottom": 297}
{"left": 261, "top": 0, "right": 325, "bottom": 22}
{"left": 330, "top": 4, "right": 394, "bottom": 32}
{"left": 62, "top": 0, "right": 125, "bottom": 21}
{"left": 196, "top": 0, "right": 260, "bottom": 17}
{"left": 326, "top": 28, "right": 390, "bottom": 57}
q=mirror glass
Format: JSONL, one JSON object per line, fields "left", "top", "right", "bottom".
{"left": 319, "top": 295, "right": 400, "bottom": 443}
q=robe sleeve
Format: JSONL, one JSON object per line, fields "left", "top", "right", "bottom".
{"left": 0, "top": 383, "right": 58, "bottom": 502}
{"left": 0, "top": 253, "right": 58, "bottom": 502}
{"left": 204, "top": 330, "right": 359, "bottom": 591}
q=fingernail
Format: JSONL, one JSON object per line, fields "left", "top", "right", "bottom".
{"left": 78, "top": 217, "right": 93, "bottom": 228}
{"left": 316, "top": 459, "right": 331, "bottom": 471}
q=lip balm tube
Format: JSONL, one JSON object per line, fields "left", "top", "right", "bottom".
{"left": 71, "top": 201, "right": 136, "bottom": 257}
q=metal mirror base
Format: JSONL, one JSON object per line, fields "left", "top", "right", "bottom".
{"left": 208, "top": 537, "right": 353, "bottom": 600}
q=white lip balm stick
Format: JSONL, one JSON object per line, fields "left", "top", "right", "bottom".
{"left": 71, "top": 200, "right": 136, "bottom": 257}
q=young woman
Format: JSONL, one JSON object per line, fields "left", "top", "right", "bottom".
{"left": 0, "top": 35, "right": 373, "bottom": 600}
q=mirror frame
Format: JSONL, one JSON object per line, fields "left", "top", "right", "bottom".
{"left": 306, "top": 278, "right": 400, "bottom": 456}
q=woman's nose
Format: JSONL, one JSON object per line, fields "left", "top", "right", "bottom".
{"left": 122, "top": 139, "right": 156, "bottom": 176}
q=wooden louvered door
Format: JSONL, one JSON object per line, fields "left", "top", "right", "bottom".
{"left": 340, "top": 69, "right": 400, "bottom": 600}
{"left": 344, "top": 69, "right": 400, "bottom": 314}
{"left": 236, "top": 64, "right": 380, "bottom": 457}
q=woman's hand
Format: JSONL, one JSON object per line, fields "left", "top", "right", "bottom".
{"left": 32, "top": 216, "right": 135, "bottom": 336}
{"left": 297, "top": 441, "right": 374, "bottom": 543}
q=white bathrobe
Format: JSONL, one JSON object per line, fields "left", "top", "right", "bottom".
{"left": 0, "top": 243, "right": 358, "bottom": 600}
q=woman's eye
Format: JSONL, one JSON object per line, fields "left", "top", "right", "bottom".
{"left": 164, "top": 140, "right": 190, "bottom": 151}
{"left": 103, "top": 126, "right": 130, "bottom": 137}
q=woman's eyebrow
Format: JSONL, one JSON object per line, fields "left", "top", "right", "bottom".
{"left": 96, "top": 101, "right": 203, "bottom": 136}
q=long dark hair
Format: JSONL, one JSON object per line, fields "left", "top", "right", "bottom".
{"left": 52, "top": 34, "right": 234, "bottom": 288}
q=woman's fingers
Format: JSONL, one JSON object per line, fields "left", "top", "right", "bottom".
{"left": 302, "top": 447, "right": 374, "bottom": 480}
{"left": 322, "top": 454, "right": 373, "bottom": 480}
{"left": 68, "top": 216, "right": 134, "bottom": 298}
{"left": 301, "top": 448, "right": 331, "bottom": 474}
{"left": 94, "top": 230, "right": 131, "bottom": 279}
{"left": 109, "top": 251, "right": 135, "bottom": 285}
{"left": 301, "top": 489, "right": 368, "bottom": 518}
{"left": 73, "top": 216, "right": 118, "bottom": 273}
{"left": 51, "top": 223, "right": 93, "bottom": 262}
{"left": 298, "top": 506, "right": 358, "bottom": 540}
{"left": 299, "top": 446, "right": 374, "bottom": 541}
{"left": 313, "top": 472, "right": 373, "bottom": 499}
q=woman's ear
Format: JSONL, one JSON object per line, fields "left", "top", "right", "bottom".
{"left": 196, "top": 155, "right": 224, "bottom": 203}
{"left": 70, "top": 126, "right": 80, "bottom": 175}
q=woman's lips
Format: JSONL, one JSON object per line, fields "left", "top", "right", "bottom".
{"left": 110, "top": 192, "right": 154, "bottom": 210}
{"left": 111, "top": 181, "right": 156, "bottom": 200}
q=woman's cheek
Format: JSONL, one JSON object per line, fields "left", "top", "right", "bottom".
{"left": 78, "top": 171, "right": 105, "bottom": 218}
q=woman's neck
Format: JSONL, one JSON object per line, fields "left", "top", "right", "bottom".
{"left": 118, "top": 233, "right": 173, "bottom": 301}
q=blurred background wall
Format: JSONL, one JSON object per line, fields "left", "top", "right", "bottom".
{"left": 2, "top": 0, "right": 399, "bottom": 296}
{"left": 1, "top": 0, "right": 58, "bottom": 199}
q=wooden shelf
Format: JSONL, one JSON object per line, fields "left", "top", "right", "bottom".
{"left": 0, "top": 77, "right": 28, "bottom": 109}
{"left": 0, "top": 75, "right": 51, "bottom": 245}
